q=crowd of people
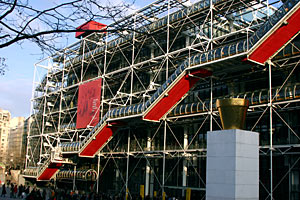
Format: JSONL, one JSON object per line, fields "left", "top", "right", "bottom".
{"left": 1, "top": 182, "right": 31, "bottom": 199}
{"left": 0, "top": 183, "right": 184, "bottom": 200}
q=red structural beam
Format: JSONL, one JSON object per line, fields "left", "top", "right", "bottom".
{"left": 144, "top": 69, "right": 212, "bottom": 121}
{"left": 37, "top": 163, "right": 62, "bottom": 181}
{"left": 248, "top": 6, "right": 300, "bottom": 64}
{"left": 79, "top": 124, "right": 119, "bottom": 157}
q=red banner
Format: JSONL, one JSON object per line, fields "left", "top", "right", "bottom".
{"left": 76, "top": 78, "right": 102, "bottom": 129}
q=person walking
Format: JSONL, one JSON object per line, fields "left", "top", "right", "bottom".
{"left": 42, "top": 188, "right": 47, "bottom": 200}
{"left": 10, "top": 183, "right": 14, "bottom": 198}
{"left": 18, "top": 184, "right": 23, "bottom": 198}
{"left": 25, "top": 185, "right": 30, "bottom": 198}
{"left": 1, "top": 183, "right": 6, "bottom": 197}
{"left": 13, "top": 184, "right": 18, "bottom": 198}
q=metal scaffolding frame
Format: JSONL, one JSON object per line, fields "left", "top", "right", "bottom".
{"left": 24, "top": 0, "right": 300, "bottom": 199}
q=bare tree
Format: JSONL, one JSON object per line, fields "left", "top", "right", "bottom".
{"left": 0, "top": 0, "right": 135, "bottom": 74}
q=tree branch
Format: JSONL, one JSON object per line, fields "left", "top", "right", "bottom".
{"left": 0, "top": 0, "right": 17, "bottom": 21}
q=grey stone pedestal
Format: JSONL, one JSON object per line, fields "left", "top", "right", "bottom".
{"left": 206, "top": 129, "right": 259, "bottom": 200}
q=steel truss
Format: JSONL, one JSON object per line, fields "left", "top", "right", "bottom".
{"left": 25, "top": 0, "right": 300, "bottom": 199}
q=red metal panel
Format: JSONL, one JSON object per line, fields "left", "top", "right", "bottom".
{"left": 249, "top": 7, "right": 300, "bottom": 64}
{"left": 38, "top": 168, "right": 58, "bottom": 181}
{"left": 37, "top": 163, "right": 62, "bottom": 181}
{"left": 144, "top": 69, "right": 212, "bottom": 121}
{"left": 76, "top": 21, "right": 106, "bottom": 38}
{"left": 79, "top": 124, "right": 118, "bottom": 157}
{"left": 76, "top": 78, "right": 102, "bottom": 129}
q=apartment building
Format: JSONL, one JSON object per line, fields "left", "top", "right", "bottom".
{"left": 0, "top": 108, "right": 10, "bottom": 164}
{"left": 7, "top": 117, "right": 25, "bottom": 168}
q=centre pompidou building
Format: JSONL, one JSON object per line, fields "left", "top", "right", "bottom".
{"left": 24, "top": 0, "right": 300, "bottom": 199}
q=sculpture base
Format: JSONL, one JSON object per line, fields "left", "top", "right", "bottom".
{"left": 206, "top": 129, "right": 259, "bottom": 200}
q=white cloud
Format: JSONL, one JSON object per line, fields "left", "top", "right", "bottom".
{"left": 0, "top": 78, "right": 32, "bottom": 118}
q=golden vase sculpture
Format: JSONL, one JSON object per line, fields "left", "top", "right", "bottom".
{"left": 216, "top": 98, "right": 249, "bottom": 130}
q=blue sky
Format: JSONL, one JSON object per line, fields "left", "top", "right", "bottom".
{"left": 0, "top": 41, "right": 41, "bottom": 118}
